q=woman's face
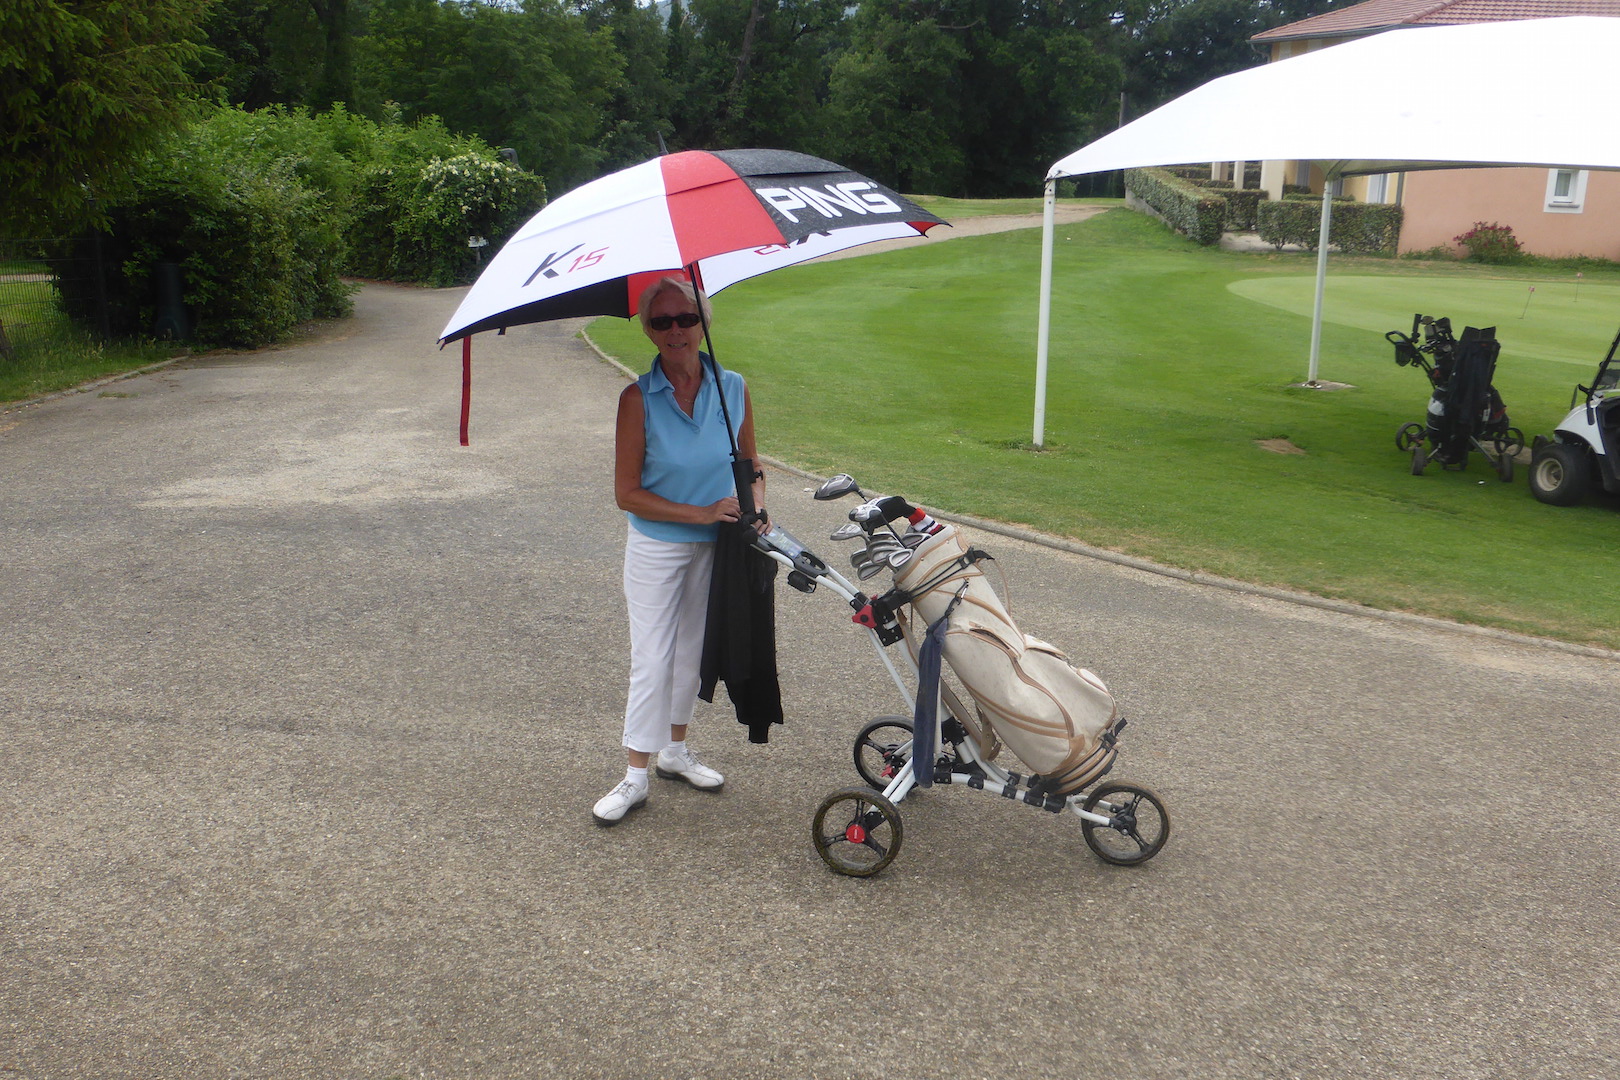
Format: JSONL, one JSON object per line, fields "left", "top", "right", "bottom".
{"left": 643, "top": 288, "right": 703, "bottom": 368}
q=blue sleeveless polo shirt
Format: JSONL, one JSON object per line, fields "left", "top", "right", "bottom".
{"left": 629, "top": 353, "right": 746, "bottom": 543}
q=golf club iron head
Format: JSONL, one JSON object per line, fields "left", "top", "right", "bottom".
{"left": 857, "top": 559, "right": 888, "bottom": 581}
{"left": 886, "top": 549, "right": 914, "bottom": 570}
{"left": 865, "top": 533, "right": 902, "bottom": 555}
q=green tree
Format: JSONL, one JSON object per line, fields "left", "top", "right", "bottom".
{"left": 585, "top": 0, "right": 676, "bottom": 169}
{"left": 194, "top": 0, "right": 357, "bottom": 112}
{"left": 672, "top": 0, "right": 849, "bottom": 150}
{"left": 357, "top": 0, "right": 621, "bottom": 190}
{"left": 822, "top": 13, "right": 967, "bottom": 192}
{"left": 824, "top": 0, "right": 1120, "bottom": 196}
{"left": 1121, "top": 0, "right": 1349, "bottom": 116}
{"left": 307, "top": 0, "right": 357, "bottom": 111}
{"left": 1, "top": 0, "right": 210, "bottom": 232}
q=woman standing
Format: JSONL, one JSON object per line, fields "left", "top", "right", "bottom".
{"left": 593, "top": 276, "right": 765, "bottom": 825}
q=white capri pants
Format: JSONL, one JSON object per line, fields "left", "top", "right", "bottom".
{"left": 621, "top": 524, "right": 716, "bottom": 753}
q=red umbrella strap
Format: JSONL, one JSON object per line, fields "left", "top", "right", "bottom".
{"left": 460, "top": 336, "right": 472, "bottom": 446}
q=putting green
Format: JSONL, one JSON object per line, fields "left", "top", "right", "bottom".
{"left": 1229, "top": 274, "right": 1620, "bottom": 368}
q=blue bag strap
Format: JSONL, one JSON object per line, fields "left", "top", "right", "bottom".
{"left": 910, "top": 585, "right": 967, "bottom": 789}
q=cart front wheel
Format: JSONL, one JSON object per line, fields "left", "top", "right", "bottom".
{"left": 1395, "top": 422, "right": 1424, "bottom": 452}
{"left": 853, "top": 717, "right": 913, "bottom": 790}
{"left": 1081, "top": 782, "right": 1170, "bottom": 866}
{"left": 813, "top": 788, "right": 904, "bottom": 877}
{"left": 1410, "top": 444, "right": 1429, "bottom": 475}
{"left": 1495, "top": 447, "right": 1514, "bottom": 483}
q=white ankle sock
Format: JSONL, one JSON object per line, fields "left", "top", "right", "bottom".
{"left": 625, "top": 765, "right": 649, "bottom": 788}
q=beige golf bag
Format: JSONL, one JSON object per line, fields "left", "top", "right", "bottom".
{"left": 892, "top": 523, "right": 1118, "bottom": 796}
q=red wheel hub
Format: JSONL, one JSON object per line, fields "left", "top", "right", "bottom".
{"left": 845, "top": 823, "right": 868, "bottom": 844}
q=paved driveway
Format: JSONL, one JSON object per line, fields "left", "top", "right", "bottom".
{"left": 2, "top": 282, "right": 1615, "bottom": 1080}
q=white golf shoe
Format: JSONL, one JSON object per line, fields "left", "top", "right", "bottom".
{"left": 655, "top": 743, "right": 724, "bottom": 791}
{"left": 592, "top": 779, "right": 648, "bottom": 826}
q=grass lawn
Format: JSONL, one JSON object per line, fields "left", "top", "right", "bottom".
{"left": 0, "top": 332, "right": 178, "bottom": 403}
{"left": 0, "top": 275, "right": 181, "bottom": 402}
{"left": 589, "top": 208, "right": 1620, "bottom": 650}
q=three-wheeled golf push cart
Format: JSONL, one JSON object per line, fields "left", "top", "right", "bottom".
{"left": 751, "top": 473, "right": 1169, "bottom": 878}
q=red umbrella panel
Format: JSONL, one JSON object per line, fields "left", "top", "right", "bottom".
{"left": 439, "top": 148, "right": 946, "bottom": 343}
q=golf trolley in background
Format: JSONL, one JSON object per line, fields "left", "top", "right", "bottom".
{"left": 752, "top": 474, "right": 1169, "bottom": 878}
{"left": 1386, "top": 313, "right": 1524, "bottom": 481}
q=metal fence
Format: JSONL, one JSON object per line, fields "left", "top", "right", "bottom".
{"left": 0, "top": 236, "right": 110, "bottom": 358}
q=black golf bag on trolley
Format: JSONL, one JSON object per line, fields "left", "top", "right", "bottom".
{"left": 1387, "top": 314, "right": 1523, "bottom": 480}
{"left": 890, "top": 522, "right": 1119, "bottom": 798}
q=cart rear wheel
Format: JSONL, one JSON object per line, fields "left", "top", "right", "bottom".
{"left": 853, "top": 717, "right": 913, "bottom": 790}
{"left": 1395, "top": 422, "right": 1423, "bottom": 452}
{"left": 1530, "top": 442, "right": 1591, "bottom": 506}
{"left": 1410, "top": 444, "right": 1428, "bottom": 475}
{"left": 813, "top": 788, "right": 903, "bottom": 877}
{"left": 1081, "top": 782, "right": 1170, "bottom": 866}
{"left": 1495, "top": 448, "right": 1514, "bottom": 483}
{"left": 1500, "top": 427, "right": 1526, "bottom": 456}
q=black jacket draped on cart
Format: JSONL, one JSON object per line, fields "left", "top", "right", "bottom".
{"left": 699, "top": 520, "right": 783, "bottom": 743}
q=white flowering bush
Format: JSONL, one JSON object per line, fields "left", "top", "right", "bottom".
{"left": 358, "top": 153, "right": 546, "bottom": 286}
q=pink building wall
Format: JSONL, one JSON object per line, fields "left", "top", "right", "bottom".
{"left": 1398, "top": 167, "right": 1620, "bottom": 259}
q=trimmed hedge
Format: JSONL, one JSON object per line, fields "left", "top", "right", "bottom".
{"left": 1124, "top": 167, "right": 1227, "bottom": 246}
{"left": 1222, "top": 189, "right": 1267, "bottom": 231}
{"left": 60, "top": 105, "right": 548, "bottom": 347}
{"left": 1256, "top": 195, "right": 1403, "bottom": 254}
{"left": 62, "top": 121, "right": 352, "bottom": 348}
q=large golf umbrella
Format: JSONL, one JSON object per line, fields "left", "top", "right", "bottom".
{"left": 1031, "top": 15, "right": 1620, "bottom": 446}
{"left": 442, "top": 148, "right": 943, "bottom": 342}
{"left": 439, "top": 148, "right": 945, "bottom": 498}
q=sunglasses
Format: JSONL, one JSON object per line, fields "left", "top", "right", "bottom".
{"left": 649, "top": 312, "right": 702, "bottom": 331}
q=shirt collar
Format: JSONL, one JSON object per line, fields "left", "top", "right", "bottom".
{"left": 647, "top": 355, "right": 710, "bottom": 397}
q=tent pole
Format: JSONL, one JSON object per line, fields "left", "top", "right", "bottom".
{"left": 1034, "top": 177, "right": 1057, "bottom": 447}
{"left": 1307, "top": 189, "right": 1335, "bottom": 385}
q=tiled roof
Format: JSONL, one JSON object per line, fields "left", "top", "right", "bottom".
{"left": 1252, "top": 0, "right": 1620, "bottom": 42}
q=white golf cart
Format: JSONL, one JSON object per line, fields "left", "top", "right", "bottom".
{"left": 1529, "top": 327, "right": 1620, "bottom": 506}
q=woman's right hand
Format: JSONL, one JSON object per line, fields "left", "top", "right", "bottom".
{"left": 705, "top": 496, "right": 741, "bottom": 524}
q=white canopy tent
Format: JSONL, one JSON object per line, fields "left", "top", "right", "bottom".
{"left": 1034, "top": 15, "right": 1620, "bottom": 446}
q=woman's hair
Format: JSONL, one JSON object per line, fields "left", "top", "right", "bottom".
{"left": 637, "top": 275, "right": 713, "bottom": 332}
